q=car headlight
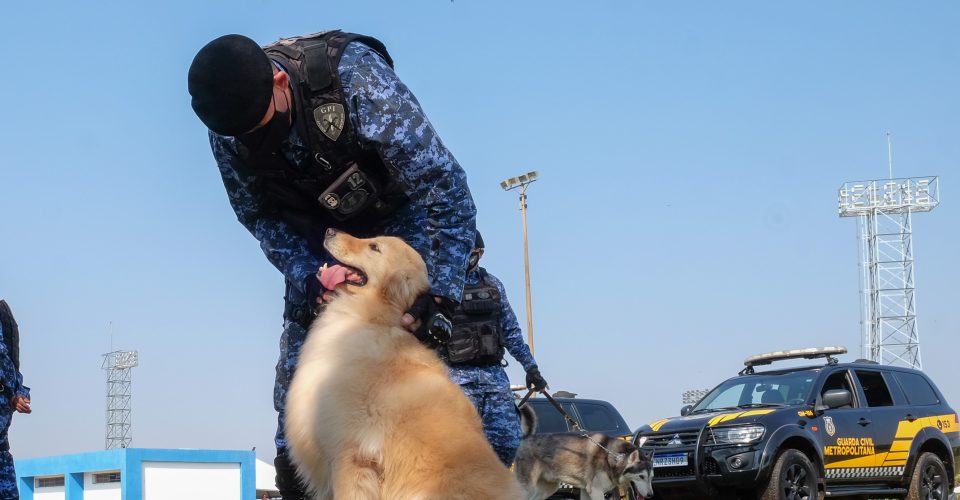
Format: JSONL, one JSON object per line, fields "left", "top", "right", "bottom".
{"left": 636, "top": 435, "right": 648, "bottom": 447}
{"left": 711, "top": 425, "right": 765, "bottom": 444}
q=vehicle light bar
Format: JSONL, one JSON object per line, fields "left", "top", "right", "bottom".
{"left": 741, "top": 347, "right": 847, "bottom": 374}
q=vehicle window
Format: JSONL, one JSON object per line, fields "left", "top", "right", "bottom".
{"left": 693, "top": 371, "right": 817, "bottom": 412}
{"left": 576, "top": 403, "right": 624, "bottom": 434}
{"left": 530, "top": 401, "right": 573, "bottom": 433}
{"left": 855, "top": 370, "right": 893, "bottom": 407}
{"left": 894, "top": 372, "right": 940, "bottom": 406}
{"left": 820, "top": 370, "right": 855, "bottom": 408}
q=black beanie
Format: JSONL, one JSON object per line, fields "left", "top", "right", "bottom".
{"left": 475, "top": 231, "right": 484, "bottom": 249}
{"left": 188, "top": 34, "right": 274, "bottom": 136}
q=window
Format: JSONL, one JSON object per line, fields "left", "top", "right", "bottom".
{"left": 693, "top": 371, "right": 817, "bottom": 412}
{"left": 894, "top": 372, "right": 939, "bottom": 406}
{"left": 820, "top": 370, "right": 855, "bottom": 408}
{"left": 855, "top": 370, "right": 894, "bottom": 407}
{"left": 531, "top": 401, "right": 574, "bottom": 433}
{"left": 36, "top": 476, "right": 65, "bottom": 487}
{"left": 93, "top": 471, "right": 121, "bottom": 484}
{"left": 576, "top": 403, "right": 622, "bottom": 434}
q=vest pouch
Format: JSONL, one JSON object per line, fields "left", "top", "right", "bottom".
{"left": 318, "top": 163, "right": 381, "bottom": 221}
{"left": 462, "top": 295, "right": 497, "bottom": 315}
{"left": 477, "top": 324, "right": 502, "bottom": 359}
{"left": 446, "top": 327, "right": 481, "bottom": 364}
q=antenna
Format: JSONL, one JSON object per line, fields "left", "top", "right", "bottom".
{"left": 886, "top": 132, "right": 893, "bottom": 179}
{"left": 102, "top": 350, "right": 138, "bottom": 449}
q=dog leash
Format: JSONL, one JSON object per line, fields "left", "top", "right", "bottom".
{"left": 518, "top": 389, "right": 626, "bottom": 462}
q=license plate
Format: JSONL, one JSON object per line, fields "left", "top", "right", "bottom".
{"left": 653, "top": 453, "right": 688, "bottom": 468}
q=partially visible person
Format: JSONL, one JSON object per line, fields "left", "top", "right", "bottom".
{"left": 188, "top": 31, "right": 476, "bottom": 499}
{"left": 444, "top": 232, "right": 548, "bottom": 466}
{"left": 0, "top": 300, "right": 31, "bottom": 499}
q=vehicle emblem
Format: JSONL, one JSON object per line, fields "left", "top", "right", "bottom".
{"left": 667, "top": 434, "right": 683, "bottom": 447}
{"left": 823, "top": 416, "right": 836, "bottom": 437}
{"left": 314, "top": 103, "right": 345, "bottom": 141}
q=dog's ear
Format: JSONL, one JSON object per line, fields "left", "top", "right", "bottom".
{"left": 628, "top": 449, "right": 639, "bottom": 464}
{"left": 381, "top": 271, "right": 418, "bottom": 308}
{"left": 641, "top": 448, "right": 655, "bottom": 462}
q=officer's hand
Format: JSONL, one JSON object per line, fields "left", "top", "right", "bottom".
{"left": 526, "top": 366, "right": 548, "bottom": 392}
{"left": 403, "top": 293, "right": 455, "bottom": 347}
{"left": 11, "top": 395, "right": 31, "bottom": 414}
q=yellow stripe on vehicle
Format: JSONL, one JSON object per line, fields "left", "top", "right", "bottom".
{"left": 889, "top": 439, "right": 911, "bottom": 453}
{"left": 707, "top": 410, "right": 775, "bottom": 427}
{"left": 825, "top": 453, "right": 885, "bottom": 469}
{"left": 649, "top": 419, "right": 670, "bottom": 432}
{"left": 894, "top": 414, "right": 956, "bottom": 439}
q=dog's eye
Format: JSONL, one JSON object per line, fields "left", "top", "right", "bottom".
{"left": 369, "top": 243, "right": 381, "bottom": 253}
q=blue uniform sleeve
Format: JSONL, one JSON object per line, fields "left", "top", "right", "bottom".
{"left": 210, "top": 133, "right": 326, "bottom": 293}
{"left": 488, "top": 273, "right": 537, "bottom": 372}
{"left": 0, "top": 323, "right": 27, "bottom": 400}
{"left": 342, "top": 45, "right": 477, "bottom": 302}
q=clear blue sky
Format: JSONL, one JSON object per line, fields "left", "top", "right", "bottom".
{"left": 1, "top": 1, "right": 957, "bottom": 461}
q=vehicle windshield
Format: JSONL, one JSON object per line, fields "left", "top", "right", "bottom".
{"left": 691, "top": 370, "right": 818, "bottom": 413}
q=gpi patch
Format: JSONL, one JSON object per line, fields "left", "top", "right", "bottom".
{"left": 315, "top": 103, "right": 345, "bottom": 141}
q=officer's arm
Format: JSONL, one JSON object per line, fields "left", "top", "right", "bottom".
{"left": 491, "top": 275, "right": 537, "bottom": 371}
{"left": 344, "top": 47, "right": 476, "bottom": 302}
{"left": 0, "top": 336, "right": 25, "bottom": 401}
{"left": 210, "top": 133, "right": 326, "bottom": 295}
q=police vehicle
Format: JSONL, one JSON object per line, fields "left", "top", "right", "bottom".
{"left": 633, "top": 347, "right": 960, "bottom": 499}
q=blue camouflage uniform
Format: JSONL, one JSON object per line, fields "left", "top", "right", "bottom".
{"left": 447, "top": 267, "right": 536, "bottom": 466}
{"left": 207, "top": 41, "right": 477, "bottom": 453}
{"left": 0, "top": 320, "right": 28, "bottom": 499}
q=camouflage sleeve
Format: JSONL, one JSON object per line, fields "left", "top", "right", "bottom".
{"left": 210, "top": 132, "right": 324, "bottom": 293}
{"left": 489, "top": 273, "right": 537, "bottom": 372}
{"left": 342, "top": 44, "right": 477, "bottom": 302}
{"left": 0, "top": 324, "right": 25, "bottom": 400}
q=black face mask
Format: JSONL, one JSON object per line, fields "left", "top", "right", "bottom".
{"left": 238, "top": 95, "right": 291, "bottom": 153}
{"left": 467, "top": 250, "right": 481, "bottom": 272}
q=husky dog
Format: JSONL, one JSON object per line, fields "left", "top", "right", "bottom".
{"left": 515, "top": 405, "right": 654, "bottom": 500}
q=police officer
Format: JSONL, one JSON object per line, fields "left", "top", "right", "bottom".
{"left": 445, "top": 232, "right": 548, "bottom": 466}
{"left": 187, "top": 31, "right": 476, "bottom": 499}
{"left": 0, "top": 300, "right": 31, "bottom": 499}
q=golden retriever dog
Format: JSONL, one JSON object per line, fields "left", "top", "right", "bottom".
{"left": 284, "top": 228, "right": 524, "bottom": 500}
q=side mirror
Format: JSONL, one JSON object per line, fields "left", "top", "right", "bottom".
{"left": 821, "top": 389, "right": 852, "bottom": 410}
{"left": 680, "top": 405, "right": 693, "bottom": 416}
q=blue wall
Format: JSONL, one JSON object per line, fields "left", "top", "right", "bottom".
{"left": 15, "top": 448, "right": 255, "bottom": 500}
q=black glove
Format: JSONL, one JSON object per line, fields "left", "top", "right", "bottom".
{"left": 526, "top": 366, "right": 548, "bottom": 391}
{"left": 406, "top": 293, "right": 455, "bottom": 348}
{"left": 305, "top": 274, "right": 327, "bottom": 316}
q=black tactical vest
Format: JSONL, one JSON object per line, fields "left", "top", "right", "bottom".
{"left": 0, "top": 300, "right": 20, "bottom": 372}
{"left": 240, "top": 31, "right": 409, "bottom": 254}
{"left": 445, "top": 269, "right": 505, "bottom": 366}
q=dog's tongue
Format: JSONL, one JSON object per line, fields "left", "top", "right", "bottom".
{"left": 319, "top": 264, "right": 351, "bottom": 290}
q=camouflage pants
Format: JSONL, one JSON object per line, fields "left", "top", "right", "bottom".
{"left": 273, "top": 317, "right": 310, "bottom": 452}
{"left": 458, "top": 378, "right": 523, "bottom": 467}
{"left": 0, "top": 410, "right": 17, "bottom": 499}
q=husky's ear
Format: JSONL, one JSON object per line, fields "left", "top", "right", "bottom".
{"left": 641, "top": 448, "right": 656, "bottom": 462}
{"left": 628, "top": 449, "right": 640, "bottom": 463}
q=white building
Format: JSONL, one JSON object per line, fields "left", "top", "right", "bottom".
{"left": 15, "top": 448, "right": 256, "bottom": 500}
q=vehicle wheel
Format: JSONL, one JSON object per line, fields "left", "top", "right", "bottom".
{"left": 906, "top": 452, "right": 948, "bottom": 500}
{"left": 758, "top": 449, "right": 817, "bottom": 500}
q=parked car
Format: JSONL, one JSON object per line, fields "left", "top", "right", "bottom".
{"left": 523, "top": 394, "right": 635, "bottom": 499}
{"left": 633, "top": 347, "right": 960, "bottom": 500}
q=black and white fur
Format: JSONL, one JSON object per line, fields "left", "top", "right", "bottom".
{"left": 515, "top": 405, "right": 654, "bottom": 500}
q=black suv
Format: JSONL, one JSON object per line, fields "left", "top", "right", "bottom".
{"left": 633, "top": 347, "right": 960, "bottom": 499}
{"left": 524, "top": 395, "right": 635, "bottom": 499}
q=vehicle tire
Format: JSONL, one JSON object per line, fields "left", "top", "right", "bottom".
{"left": 758, "top": 449, "right": 817, "bottom": 500}
{"left": 906, "top": 452, "right": 948, "bottom": 500}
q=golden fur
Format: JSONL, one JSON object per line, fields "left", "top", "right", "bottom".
{"left": 285, "top": 230, "right": 524, "bottom": 500}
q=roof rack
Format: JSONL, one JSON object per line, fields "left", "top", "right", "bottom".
{"left": 740, "top": 347, "right": 847, "bottom": 375}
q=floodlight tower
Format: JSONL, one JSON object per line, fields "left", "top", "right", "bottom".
{"left": 102, "top": 350, "right": 139, "bottom": 449}
{"left": 500, "top": 171, "right": 539, "bottom": 355}
{"left": 837, "top": 177, "right": 939, "bottom": 369}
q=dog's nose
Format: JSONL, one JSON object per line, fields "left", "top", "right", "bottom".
{"left": 325, "top": 228, "right": 338, "bottom": 238}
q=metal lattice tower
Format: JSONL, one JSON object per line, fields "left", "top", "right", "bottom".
{"left": 838, "top": 177, "right": 939, "bottom": 369}
{"left": 682, "top": 389, "right": 711, "bottom": 406}
{"left": 102, "top": 350, "right": 138, "bottom": 449}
